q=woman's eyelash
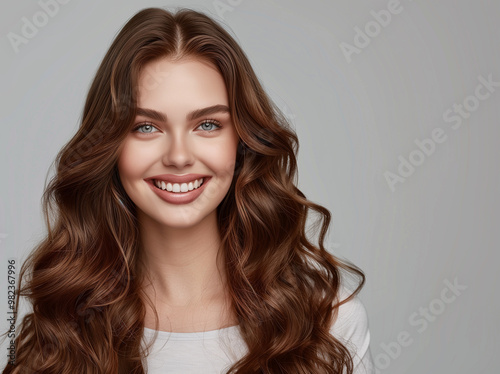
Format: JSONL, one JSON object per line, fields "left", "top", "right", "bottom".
{"left": 196, "top": 119, "right": 222, "bottom": 131}
{"left": 133, "top": 122, "right": 158, "bottom": 133}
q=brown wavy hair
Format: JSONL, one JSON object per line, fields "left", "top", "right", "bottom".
{"left": 2, "top": 7, "right": 365, "bottom": 373}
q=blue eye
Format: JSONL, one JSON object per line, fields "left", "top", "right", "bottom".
{"left": 197, "top": 120, "right": 221, "bottom": 132}
{"left": 135, "top": 124, "right": 158, "bottom": 133}
{"left": 133, "top": 120, "right": 221, "bottom": 134}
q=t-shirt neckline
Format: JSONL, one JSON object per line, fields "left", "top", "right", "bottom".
{"left": 143, "top": 324, "right": 240, "bottom": 341}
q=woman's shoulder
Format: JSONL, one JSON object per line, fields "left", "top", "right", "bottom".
{"left": 330, "top": 286, "right": 375, "bottom": 373}
{"left": 331, "top": 286, "right": 370, "bottom": 335}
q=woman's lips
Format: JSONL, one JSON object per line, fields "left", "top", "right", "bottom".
{"left": 147, "top": 177, "right": 211, "bottom": 205}
{"left": 153, "top": 177, "right": 205, "bottom": 192}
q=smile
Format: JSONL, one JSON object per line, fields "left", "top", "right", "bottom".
{"left": 153, "top": 177, "right": 205, "bottom": 193}
{"left": 147, "top": 177, "right": 211, "bottom": 205}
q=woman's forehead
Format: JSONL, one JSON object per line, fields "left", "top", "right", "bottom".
{"left": 135, "top": 58, "right": 229, "bottom": 110}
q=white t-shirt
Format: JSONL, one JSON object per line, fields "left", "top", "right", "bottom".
{"left": 142, "top": 291, "right": 375, "bottom": 373}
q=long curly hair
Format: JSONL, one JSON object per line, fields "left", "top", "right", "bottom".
{"left": 2, "top": 7, "right": 365, "bottom": 373}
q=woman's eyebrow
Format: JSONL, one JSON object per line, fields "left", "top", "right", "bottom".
{"left": 136, "top": 104, "right": 230, "bottom": 122}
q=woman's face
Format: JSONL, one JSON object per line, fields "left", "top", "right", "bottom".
{"left": 117, "top": 58, "right": 239, "bottom": 230}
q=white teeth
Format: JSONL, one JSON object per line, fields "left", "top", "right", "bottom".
{"left": 154, "top": 178, "right": 205, "bottom": 193}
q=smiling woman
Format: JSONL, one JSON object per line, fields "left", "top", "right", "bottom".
{"left": 2, "top": 7, "right": 374, "bottom": 374}
{"left": 118, "top": 59, "right": 239, "bottom": 228}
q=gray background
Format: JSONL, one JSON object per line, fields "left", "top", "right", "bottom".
{"left": 1, "top": 0, "right": 498, "bottom": 372}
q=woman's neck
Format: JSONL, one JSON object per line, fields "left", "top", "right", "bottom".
{"left": 137, "top": 209, "right": 234, "bottom": 331}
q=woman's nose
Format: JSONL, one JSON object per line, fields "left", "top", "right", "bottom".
{"left": 162, "top": 133, "right": 195, "bottom": 168}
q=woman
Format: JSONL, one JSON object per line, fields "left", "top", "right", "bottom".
{"left": 3, "top": 7, "right": 374, "bottom": 374}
